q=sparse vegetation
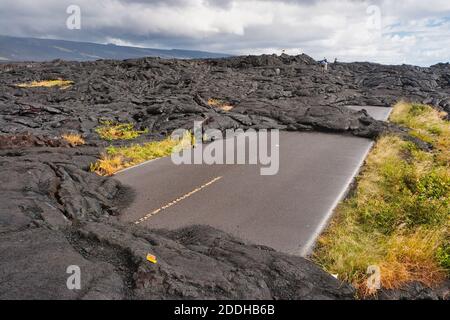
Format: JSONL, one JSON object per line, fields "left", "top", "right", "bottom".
{"left": 91, "top": 131, "right": 193, "bottom": 176}
{"left": 314, "top": 101, "right": 450, "bottom": 297}
{"left": 207, "top": 98, "right": 234, "bottom": 111}
{"left": 437, "top": 241, "right": 450, "bottom": 271}
{"left": 390, "top": 101, "right": 450, "bottom": 166}
{"left": 62, "top": 133, "right": 85, "bottom": 146}
{"left": 95, "top": 120, "right": 148, "bottom": 141}
{"left": 17, "top": 79, "right": 73, "bottom": 89}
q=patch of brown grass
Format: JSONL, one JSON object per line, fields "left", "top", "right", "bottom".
{"left": 357, "top": 228, "right": 447, "bottom": 297}
{"left": 380, "top": 229, "right": 447, "bottom": 287}
{"left": 62, "top": 133, "right": 85, "bottom": 146}
{"left": 90, "top": 155, "right": 123, "bottom": 176}
{"left": 207, "top": 98, "right": 234, "bottom": 111}
{"left": 17, "top": 79, "right": 73, "bottom": 89}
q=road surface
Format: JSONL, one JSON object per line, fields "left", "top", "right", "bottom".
{"left": 115, "top": 106, "right": 391, "bottom": 256}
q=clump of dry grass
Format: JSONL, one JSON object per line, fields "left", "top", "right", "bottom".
{"left": 95, "top": 121, "right": 148, "bottom": 141}
{"left": 379, "top": 229, "right": 447, "bottom": 286}
{"left": 17, "top": 79, "right": 73, "bottom": 89}
{"left": 62, "top": 133, "right": 85, "bottom": 146}
{"left": 91, "top": 132, "right": 193, "bottom": 176}
{"left": 90, "top": 155, "right": 123, "bottom": 176}
{"left": 314, "top": 101, "right": 450, "bottom": 297}
{"left": 207, "top": 98, "right": 234, "bottom": 111}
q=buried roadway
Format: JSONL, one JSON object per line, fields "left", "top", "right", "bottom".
{"left": 115, "top": 106, "right": 391, "bottom": 256}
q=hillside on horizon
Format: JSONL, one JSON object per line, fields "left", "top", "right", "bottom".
{"left": 0, "top": 35, "right": 231, "bottom": 62}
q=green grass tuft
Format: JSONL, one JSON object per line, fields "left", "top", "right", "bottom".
{"left": 437, "top": 241, "right": 450, "bottom": 271}
{"left": 95, "top": 120, "right": 148, "bottom": 141}
{"left": 90, "top": 131, "right": 193, "bottom": 176}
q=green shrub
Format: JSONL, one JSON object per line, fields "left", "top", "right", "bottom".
{"left": 95, "top": 120, "right": 148, "bottom": 141}
{"left": 409, "top": 103, "right": 428, "bottom": 117}
{"left": 436, "top": 242, "right": 450, "bottom": 273}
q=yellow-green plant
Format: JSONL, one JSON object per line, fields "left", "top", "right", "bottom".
{"left": 62, "top": 133, "right": 85, "bottom": 146}
{"left": 95, "top": 121, "right": 148, "bottom": 141}
{"left": 17, "top": 79, "right": 73, "bottom": 89}
{"left": 91, "top": 131, "right": 193, "bottom": 176}
{"left": 207, "top": 98, "right": 234, "bottom": 111}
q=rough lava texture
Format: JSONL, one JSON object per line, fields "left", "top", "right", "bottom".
{"left": 376, "top": 280, "right": 450, "bottom": 300}
{"left": 1, "top": 54, "right": 449, "bottom": 299}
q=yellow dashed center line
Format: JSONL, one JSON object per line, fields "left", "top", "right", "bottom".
{"left": 134, "top": 176, "right": 223, "bottom": 225}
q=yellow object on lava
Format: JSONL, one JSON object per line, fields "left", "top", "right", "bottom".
{"left": 146, "top": 254, "right": 157, "bottom": 264}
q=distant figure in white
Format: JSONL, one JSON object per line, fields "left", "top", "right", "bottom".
{"left": 319, "top": 58, "right": 328, "bottom": 72}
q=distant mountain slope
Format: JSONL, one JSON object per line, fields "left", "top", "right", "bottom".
{"left": 0, "top": 35, "right": 231, "bottom": 62}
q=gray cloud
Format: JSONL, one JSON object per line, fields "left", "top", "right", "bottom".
{"left": 0, "top": 0, "right": 449, "bottom": 65}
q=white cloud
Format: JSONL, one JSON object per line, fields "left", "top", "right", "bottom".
{"left": 0, "top": 0, "right": 449, "bottom": 66}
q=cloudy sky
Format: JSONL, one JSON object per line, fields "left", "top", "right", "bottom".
{"left": 0, "top": 0, "right": 449, "bottom": 66}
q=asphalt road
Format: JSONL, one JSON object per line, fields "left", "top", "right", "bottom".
{"left": 116, "top": 106, "right": 391, "bottom": 256}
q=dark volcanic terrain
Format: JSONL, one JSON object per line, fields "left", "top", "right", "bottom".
{"left": 1, "top": 54, "right": 449, "bottom": 299}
